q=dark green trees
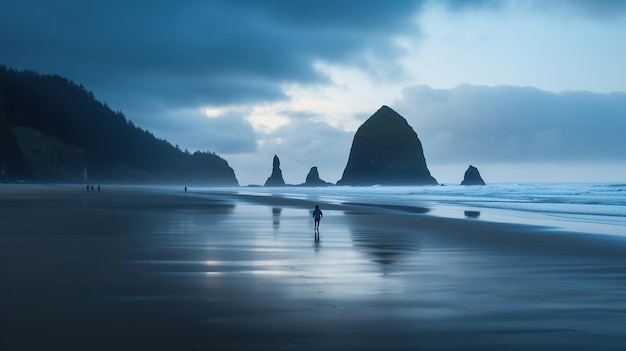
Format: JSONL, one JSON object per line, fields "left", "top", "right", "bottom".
{"left": 0, "top": 66, "right": 238, "bottom": 185}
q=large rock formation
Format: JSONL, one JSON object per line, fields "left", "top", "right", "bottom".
{"left": 461, "top": 165, "right": 486, "bottom": 185}
{"left": 301, "top": 166, "right": 333, "bottom": 187}
{"left": 337, "top": 106, "right": 437, "bottom": 186}
{"left": 264, "top": 155, "right": 286, "bottom": 186}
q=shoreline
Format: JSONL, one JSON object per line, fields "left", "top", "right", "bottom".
{"left": 2, "top": 183, "right": 626, "bottom": 350}
{"left": 187, "top": 187, "right": 624, "bottom": 238}
{"left": 2, "top": 182, "right": 624, "bottom": 251}
{"left": 3, "top": 182, "right": 624, "bottom": 242}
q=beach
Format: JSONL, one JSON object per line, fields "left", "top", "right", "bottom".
{"left": 1, "top": 184, "right": 626, "bottom": 350}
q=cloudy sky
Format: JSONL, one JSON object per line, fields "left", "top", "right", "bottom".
{"left": 2, "top": 0, "right": 626, "bottom": 185}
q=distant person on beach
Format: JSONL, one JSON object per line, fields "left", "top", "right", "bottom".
{"left": 312, "top": 205, "right": 323, "bottom": 231}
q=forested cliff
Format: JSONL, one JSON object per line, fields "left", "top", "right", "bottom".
{"left": 0, "top": 66, "right": 238, "bottom": 185}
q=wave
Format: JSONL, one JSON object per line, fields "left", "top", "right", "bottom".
{"left": 195, "top": 183, "right": 626, "bottom": 235}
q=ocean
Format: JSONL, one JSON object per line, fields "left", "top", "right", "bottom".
{"left": 3, "top": 182, "right": 626, "bottom": 349}
{"left": 208, "top": 183, "right": 626, "bottom": 236}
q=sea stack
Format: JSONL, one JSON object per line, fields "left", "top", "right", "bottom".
{"left": 264, "top": 155, "right": 286, "bottom": 187}
{"left": 337, "top": 105, "right": 437, "bottom": 186}
{"left": 302, "top": 166, "right": 332, "bottom": 187}
{"left": 461, "top": 165, "right": 486, "bottom": 185}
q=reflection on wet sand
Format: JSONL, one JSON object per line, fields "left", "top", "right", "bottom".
{"left": 344, "top": 205, "right": 421, "bottom": 266}
{"left": 272, "top": 207, "right": 282, "bottom": 230}
{"left": 348, "top": 226, "right": 419, "bottom": 265}
{"left": 343, "top": 202, "right": 429, "bottom": 214}
{"left": 464, "top": 210, "right": 480, "bottom": 218}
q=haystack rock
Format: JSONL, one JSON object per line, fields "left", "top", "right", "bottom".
{"left": 461, "top": 165, "right": 486, "bottom": 185}
{"left": 264, "top": 155, "right": 286, "bottom": 186}
{"left": 337, "top": 105, "right": 438, "bottom": 186}
{"left": 302, "top": 166, "right": 333, "bottom": 187}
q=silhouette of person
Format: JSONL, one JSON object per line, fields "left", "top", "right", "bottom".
{"left": 312, "top": 205, "right": 323, "bottom": 233}
{"left": 97, "top": 185, "right": 100, "bottom": 192}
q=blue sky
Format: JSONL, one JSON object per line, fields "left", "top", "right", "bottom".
{"left": 1, "top": 0, "right": 625, "bottom": 185}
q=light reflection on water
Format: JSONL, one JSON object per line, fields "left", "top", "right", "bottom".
{"left": 156, "top": 205, "right": 470, "bottom": 309}
{"left": 137, "top": 196, "right": 626, "bottom": 348}
{"left": 149, "top": 202, "right": 414, "bottom": 300}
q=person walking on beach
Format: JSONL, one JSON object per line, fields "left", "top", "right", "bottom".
{"left": 312, "top": 205, "right": 323, "bottom": 233}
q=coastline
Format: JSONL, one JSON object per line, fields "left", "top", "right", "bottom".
{"left": 2, "top": 183, "right": 626, "bottom": 350}
{"left": 216, "top": 184, "right": 626, "bottom": 237}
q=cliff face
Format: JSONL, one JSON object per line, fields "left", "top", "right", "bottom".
{"left": 264, "top": 155, "right": 286, "bottom": 186}
{"left": 337, "top": 106, "right": 437, "bottom": 186}
{"left": 461, "top": 165, "right": 486, "bottom": 185}
{"left": 12, "top": 127, "right": 86, "bottom": 182}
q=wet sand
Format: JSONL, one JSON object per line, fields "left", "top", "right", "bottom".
{"left": 2, "top": 184, "right": 626, "bottom": 350}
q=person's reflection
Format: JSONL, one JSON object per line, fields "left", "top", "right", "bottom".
{"left": 272, "top": 207, "right": 282, "bottom": 230}
{"left": 313, "top": 237, "right": 321, "bottom": 253}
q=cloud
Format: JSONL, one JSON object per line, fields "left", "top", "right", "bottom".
{"left": 3, "top": 0, "right": 623, "bottom": 113}
{"left": 145, "top": 109, "right": 258, "bottom": 154}
{"left": 228, "top": 118, "right": 353, "bottom": 185}
{"left": 3, "top": 1, "right": 626, "bottom": 185}
{"left": 0, "top": 0, "right": 424, "bottom": 108}
{"left": 228, "top": 85, "right": 626, "bottom": 185}
{"left": 395, "top": 85, "right": 626, "bottom": 166}
{"left": 0, "top": 0, "right": 430, "bottom": 158}
{"left": 530, "top": 0, "right": 626, "bottom": 20}
{"left": 432, "top": 0, "right": 626, "bottom": 19}
{"left": 267, "top": 119, "right": 353, "bottom": 180}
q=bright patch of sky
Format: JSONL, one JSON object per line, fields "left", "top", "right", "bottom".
{"left": 409, "top": 3, "right": 626, "bottom": 93}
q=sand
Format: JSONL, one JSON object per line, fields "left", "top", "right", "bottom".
{"left": 1, "top": 184, "right": 626, "bottom": 350}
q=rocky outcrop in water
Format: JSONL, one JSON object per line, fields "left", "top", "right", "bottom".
{"left": 461, "top": 165, "right": 486, "bottom": 185}
{"left": 301, "top": 166, "right": 332, "bottom": 187}
{"left": 337, "top": 105, "right": 437, "bottom": 186}
{"left": 264, "top": 155, "right": 286, "bottom": 187}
